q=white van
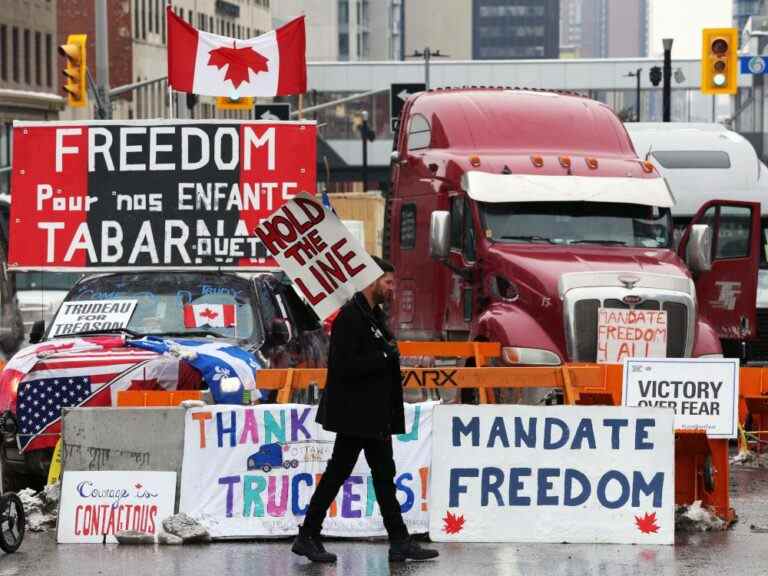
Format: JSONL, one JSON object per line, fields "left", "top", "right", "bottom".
{"left": 626, "top": 122, "right": 768, "bottom": 361}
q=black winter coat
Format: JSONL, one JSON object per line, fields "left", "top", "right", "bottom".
{"left": 316, "top": 293, "right": 405, "bottom": 437}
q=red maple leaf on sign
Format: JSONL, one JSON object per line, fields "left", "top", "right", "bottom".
{"left": 200, "top": 308, "right": 219, "bottom": 320}
{"left": 442, "top": 511, "right": 465, "bottom": 534}
{"left": 635, "top": 512, "right": 659, "bottom": 534}
{"left": 207, "top": 45, "right": 269, "bottom": 88}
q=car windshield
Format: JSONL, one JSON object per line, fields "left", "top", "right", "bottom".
{"left": 480, "top": 201, "right": 672, "bottom": 249}
{"left": 54, "top": 272, "right": 261, "bottom": 343}
{"left": 16, "top": 271, "right": 82, "bottom": 291}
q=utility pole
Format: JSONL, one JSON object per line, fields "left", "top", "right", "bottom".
{"left": 663, "top": 38, "right": 673, "bottom": 122}
{"left": 409, "top": 47, "right": 448, "bottom": 90}
{"left": 95, "top": 0, "right": 111, "bottom": 118}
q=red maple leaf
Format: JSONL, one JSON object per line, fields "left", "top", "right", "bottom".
{"left": 200, "top": 308, "right": 219, "bottom": 320}
{"left": 208, "top": 44, "right": 269, "bottom": 88}
{"left": 635, "top": 512, "right": 659, "bottom": 534}
{"left": 442, "top": 511, "right": 465, "bottom": 534}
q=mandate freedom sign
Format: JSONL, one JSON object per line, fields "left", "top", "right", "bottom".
{"left": 597, "top": 307, "right": 667, "bottom": 363}
{"left": 57, "top": 470, "right": 176, "bottom": 543}
{"left": 622, "top": 357, "right": 739, "bottom": 438}
{"left": 254, "top": 193, "right": 382, "bottom": 319}
{"left": 429, "top": 405, "right": 674, "bottom": 545}
{"left": 179, "top": 403, "right": 433, "bottom": 538}
{"left": 9, "top": 120, "right": 316, "bottom": 270}
{"left": 49, "top": 299, "right": 137, "bottom": 337}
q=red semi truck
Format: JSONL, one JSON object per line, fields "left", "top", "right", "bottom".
{"left": 388, "top": 88, "right": 760, "bottom": 380}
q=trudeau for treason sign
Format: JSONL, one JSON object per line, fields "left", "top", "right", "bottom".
{"left": 9, "top": 120, "right": 316, "bottom": 270}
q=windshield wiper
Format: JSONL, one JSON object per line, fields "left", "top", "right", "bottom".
{"left": 499, "top": 235, "right": 555, "bottom": 244}
{"left": 570, "top": 239, "right": 628, "bottom": 246}
{"left": 51, "top": 327, "right": 144, "bottom": 339}
{"left": 157, "top": 330, "right": 221, "bottom": 338}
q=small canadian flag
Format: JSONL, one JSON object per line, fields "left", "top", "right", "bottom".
{"left": 167, "top": 7, "right": 306, "bottom": 97}
{"left": 183, "top": 304, "right": 237, "bottom": 329}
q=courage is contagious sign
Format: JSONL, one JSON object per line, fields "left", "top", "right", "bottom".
{"left": 9, "top": 120, "right": 316, "bottom": 270}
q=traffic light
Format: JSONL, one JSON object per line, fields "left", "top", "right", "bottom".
{"left": 58, "top": 34, "right": 88, "bottom": 108}
{"left": 700, "top": 28, "right": 738, "bottom": 95}
{"left": 216, "top": 96, "right": 254, "bottom": 110}
{"left": 649, "top": 66, "right": 662, "bottom": 87}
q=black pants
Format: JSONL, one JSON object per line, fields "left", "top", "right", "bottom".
{"left": 302, "top": 433, "right": 409, "bottom": 541}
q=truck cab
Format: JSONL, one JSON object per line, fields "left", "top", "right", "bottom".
{"left": 389, "top": 88, "right": 760, "bottom": 376}
{"left": 626, "top": 122, "right": 767, "bottom": 361}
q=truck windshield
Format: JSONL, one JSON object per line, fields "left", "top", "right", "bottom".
{"left": 481, "top": 202, "right": 672, "bottom": 249}
{"left": 53, "top": 272, "right": 262, "bottom": 343}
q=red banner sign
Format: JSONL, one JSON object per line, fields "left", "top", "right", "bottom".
{"left": 9, "top": 120, "right": 316, "bottom": 270}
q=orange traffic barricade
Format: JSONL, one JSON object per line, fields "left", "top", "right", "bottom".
{"left": 116, "top": 390, "right": 203, "bottom": 407}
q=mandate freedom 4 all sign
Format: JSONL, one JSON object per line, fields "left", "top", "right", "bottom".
{"left": 430, "top": 405, "right": 674, "bottom": 545}
{"left": 179, "top": 403, "right": 433, "bottom": 538}
{"left": 622, "top": 357, "right": 740, "bottom": 438}
{"left": 254, "top": 193, "right": 382, "bottom": 319}
{"left": 9, "top": 120, "right": 316, "bottom": 270}
{"left": 57, "top": 470, "right": 177, "bottom": 543}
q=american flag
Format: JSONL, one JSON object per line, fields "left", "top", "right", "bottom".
{"left": 0, "top": 337, "right": 160, "bottom": 453}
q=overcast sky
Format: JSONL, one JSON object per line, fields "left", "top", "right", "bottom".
{"left": 649, "top": 0, "right": 733, "bottom": 58}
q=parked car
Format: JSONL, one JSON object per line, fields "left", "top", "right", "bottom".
{"left": 14, "top": 271, "right": 81, "bottom": 342}
{"left": 0, "top": 270, "right": 327, "bottom": 490}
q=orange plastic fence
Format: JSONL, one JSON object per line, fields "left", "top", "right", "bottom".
{"left": 116, "top": 390, "right": 202, "bottom": 407}
{"left": 255, "top": 342, "right": 741, "bottom": 523}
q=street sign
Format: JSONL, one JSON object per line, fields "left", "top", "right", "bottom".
{"left": 740, "top": 55, "right": 768, "bottom": 75}
{"left": 390, "top": 83, "right": 426, "bottom": 131}
{"left": 253, "top": 103, "right": 291, "bottom": 121}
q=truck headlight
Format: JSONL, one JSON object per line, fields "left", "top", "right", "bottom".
{"left": 502, "top": 346, "right": 561, "bottom": 366}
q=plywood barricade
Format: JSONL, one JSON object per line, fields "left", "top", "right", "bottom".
{"left": 255, "top": 342, "right": 736, "bottom": 524}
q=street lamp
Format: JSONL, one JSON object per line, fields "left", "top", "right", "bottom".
{"left": 408, "top": 47, "right": 449, "bottom": 90}
{"left": 624, "top": 68, "right": 642, "bottom": 122}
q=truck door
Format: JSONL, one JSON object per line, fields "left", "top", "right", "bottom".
{"left": 678, "top": 200, "right": 761, "bottom": 341}
{"left": 444, "top": 194, "right": 477, "bottom": 339}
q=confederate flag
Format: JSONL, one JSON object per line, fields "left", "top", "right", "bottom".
{"left": 183, "top": 304, "right": 237, "bottom": 329}
{"left": 167, "top": 7, "right": 306, "bottom": 97}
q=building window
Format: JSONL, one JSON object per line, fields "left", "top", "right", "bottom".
{"left": 142, "top": 0, "right": 147, "bottom": 40}
{"left": 400, "top": 204, "right": 417, "bottom": 249}
{"left": 23, "top": 29, "right": 30, "bottom": 84}
{"left": 148, "top": 0, "right": 153, "bottom": 34}
{"left": 188, "top": 10, "right": 193, "bottom": 24}
{"left": 155, "top": 0, "right": 160, "bottom": 35}
{"left": 339, "top": 0, "right": 349, "bottom": 24}
{"left": 34, "top": 31, "right": 41, "bottom": 85}
{"left": 0, "top": 26, "right": 6, "bottom": 81}
{"left": 339, "top": 33, "right": 349, "bottom": 60}
{"left": 162, "top": 6, "right": 166, "bottom": 44}
{"left": 134, "top": 0, "right": 140, "bottom": 39}
{"left": 11, "top": 27, "right": 18, "bottom": 82}
{"left": 45, "top": 33, "right": 52, "bottom": 86}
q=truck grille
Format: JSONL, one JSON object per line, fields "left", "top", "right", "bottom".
{"left": 572, "top": 298, "right": 688, "bottom": 361}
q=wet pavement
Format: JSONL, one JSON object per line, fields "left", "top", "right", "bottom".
{"left": 5, "top": 464, "right": 768, "bottom": 576}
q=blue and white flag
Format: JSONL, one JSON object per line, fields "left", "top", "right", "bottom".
{"left": 126, "top": 337, "right": 263, "bottom": 404}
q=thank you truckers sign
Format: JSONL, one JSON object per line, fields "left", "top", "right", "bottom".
{"left": 8, "top": 120, "right": 316, "bottom": 270}
{"left": 429, "top": 405, "right": 675, "bottom": 545}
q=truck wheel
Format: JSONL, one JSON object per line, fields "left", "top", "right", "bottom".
{"left": 290, "top": 460, "right": 299, "bottom": 468}
{"left": 261, "top": 464, "right": 272, "bottom": 473}
{"left": 282, "top": 461, "right": 291, "bottom": 469}
{"left": 0, "top": 493, "right": 25, "bottom": 553}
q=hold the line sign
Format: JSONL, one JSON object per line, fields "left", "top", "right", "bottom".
{"left": 622, "top": 357, "right": 739, "bottom": 438}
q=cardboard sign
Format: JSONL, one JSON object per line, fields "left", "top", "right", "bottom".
{"left": 429, "top": 405, "right": 675, "bottom": 545}
{"left": 48, "top": 299, "right": 137, "bottom": 338}
{"left": 179, "top": 403, "right": 433, "bottom": 538}
{"left": 57, "top": 470, "right": 176, "bottom": 543}
{"left": 9, "top": 120, "right": 316, "bottom": 270}
{"left": 597, "top": 307, "right": 667, "bottom": 363}
{"left": 622, "top": 357, "right": 740, "bottom": 438}
{"left": 255, "top": 193, "right": 382, "bottom": 319}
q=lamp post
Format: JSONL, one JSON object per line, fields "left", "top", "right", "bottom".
{"left": 625, "top": 68, "right": 642, "bottom": 122}
{"left": 663, "top": 38, "right": 673, "bottom": 122}
{"left": 408, "top": 47, "right": 449, "bottom": 90}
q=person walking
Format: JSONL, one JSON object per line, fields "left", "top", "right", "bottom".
{"left": 292, "top": 256, "right": 439, "bottom": 563}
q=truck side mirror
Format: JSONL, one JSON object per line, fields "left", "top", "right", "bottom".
{"left": 686, "top": 224, "right": 712, "bottom": 273}
{"left": 29, "top": 319, "right": 45, "bottom": 344}
{"left": 270, "top": 318, "right": 291, "bottom": 346}
{"left": 430, "top": 211, "right": 451, "bottom": 260}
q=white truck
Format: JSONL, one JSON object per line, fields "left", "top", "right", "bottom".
{"left": 626, "top": 122, "right": 768, "bottom": 361}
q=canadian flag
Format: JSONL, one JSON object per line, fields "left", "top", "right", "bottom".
{"left": 183, "top": 304, "right": 237, "bottom": 329}
{"left": 167, "top": 7, "right": 306, "bottom": 97}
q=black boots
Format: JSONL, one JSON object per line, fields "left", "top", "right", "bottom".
{"left": 291, "top": 532, "right": 337, "bottom": 563}
{"left": 388, "top": 536, "right": 440, "bottom": 562}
